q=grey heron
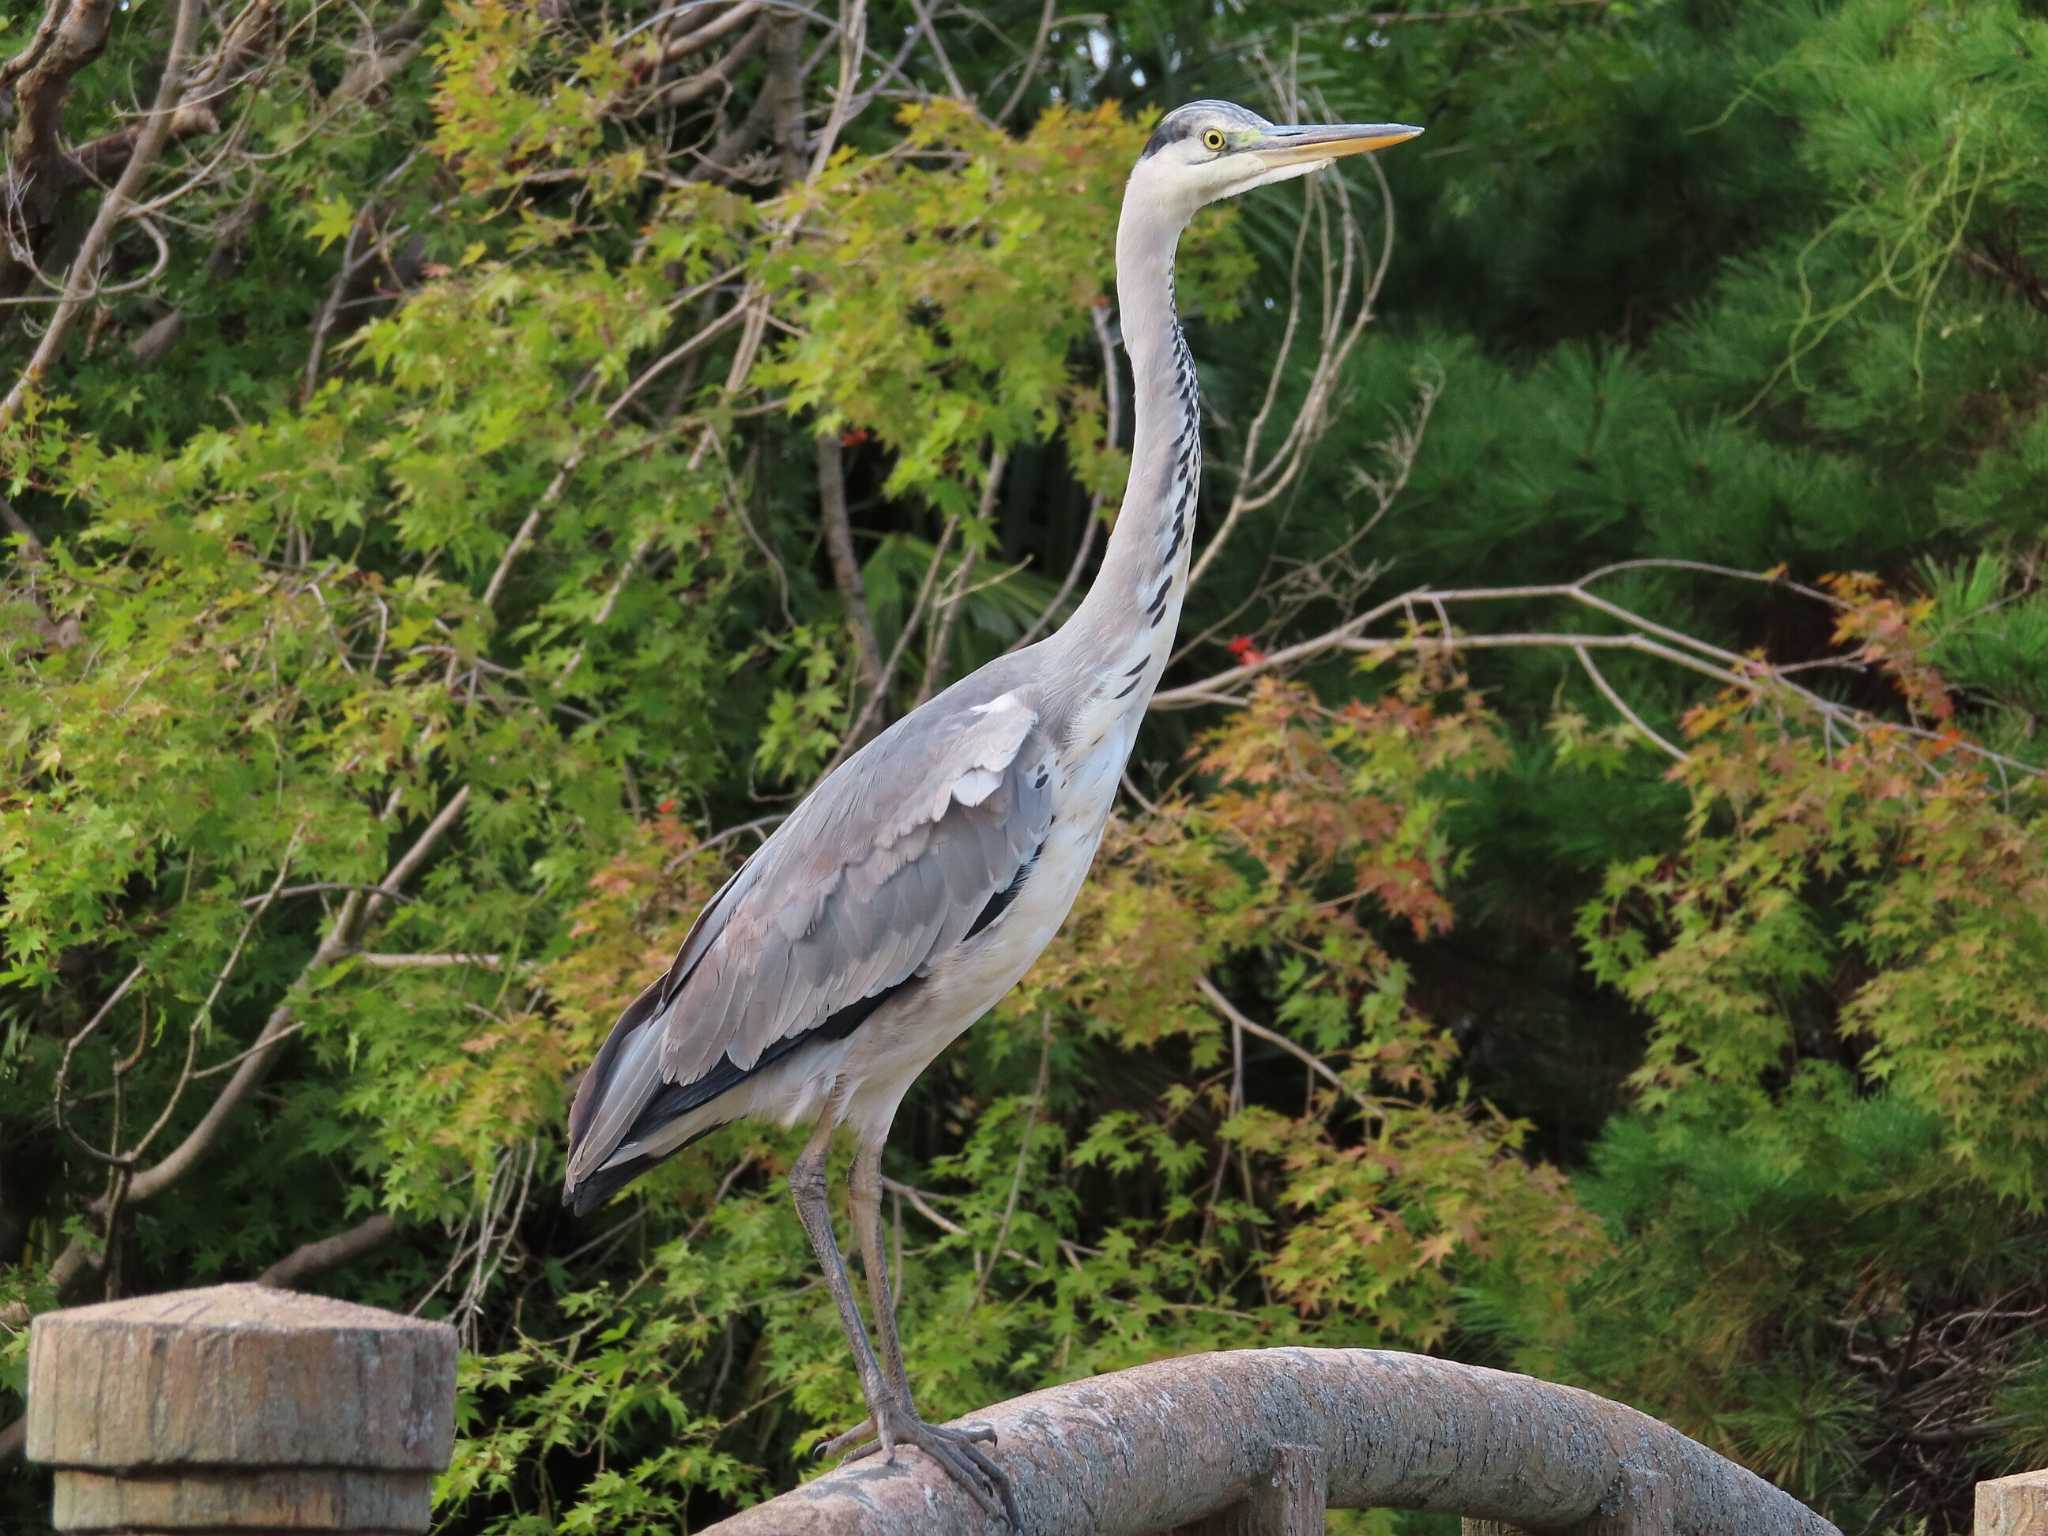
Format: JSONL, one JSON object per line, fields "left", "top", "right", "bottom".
{"left": 563, "top": 99, "right": 1421, "bottom": 1523}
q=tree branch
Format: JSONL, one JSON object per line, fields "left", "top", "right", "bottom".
{"left": 994, "top": 0, "right": 1055, "bottom": 123}
{"left": 3, "top": 0, "right": 117, "bottom": 248}
{"left": 915, "top": 448, "right": 1005, "bottom": 706}
{"left": 1155, "top": 571, "right": 2045, "bottom": 784}
{"left": 816, "top": 432, "right": 885, "bottom": 699}
{"left": 823, "top": 510, "right": 958, "bottom": 764}
{"left": 637, "top": 14, "right": 769, "bottom": 116}
{"left": 1196, "top": 975, "right": 1367, "bottom": 1119}
{"left": 0, "top": 0, "right": 203, "bottom": 430}
{"left": 358, "top": 784, "right": 471, "bottom": 930}
{"left": 0, "top": 491, "right": 49, "bottom": 563}
{"left": 355, "top": 951, "right": 502, "bottom": 969}
{"left": 1573, "top": 642, "right": 1686, "bottom": 761}
{"left": 899, "top": 0, "right": 964, "bottom": 100}
{"left": 255, "top": 1212, "right": 400, "bottom": 1288}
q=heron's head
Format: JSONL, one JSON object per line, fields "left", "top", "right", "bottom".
{"left": 1131, "top": 100, "right": 1422, "bottom": 223}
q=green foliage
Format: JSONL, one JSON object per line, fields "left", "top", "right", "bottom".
{"left": 1577, "top": 674, "right": 2048, "bottom": 1204}
{"left": 1499, "top": 1071, "right": 2048, "bottom": 1530}
{"left": 7, "top": 1, "right": 2048, "bottom": 1534}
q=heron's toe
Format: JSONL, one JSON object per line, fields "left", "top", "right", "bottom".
{"left": 892, "top": 1416, "right": 1018, "bottom": 1527}
{"left": 833, "top": 1434, "right": 883, "bottom": 1466}
{"left": 827, "top": 1403, "right": 1016, "bottom": 1524}
{"left": 819, "top": 1417, "right": 878, "bottom": 1460}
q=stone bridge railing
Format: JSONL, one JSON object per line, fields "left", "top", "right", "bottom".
{"left": 22, "top": 1284, "right": 2047, "bottom": 1535}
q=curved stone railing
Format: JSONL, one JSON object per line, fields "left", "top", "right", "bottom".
{"left": 703, "top": 1347, "right": 1839, "bottom": 1536}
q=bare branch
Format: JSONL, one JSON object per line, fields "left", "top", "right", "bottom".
{"left": 66, "top": 97, "right": 220, "bottom": 185}
{"left": 603, "top": 280, "right": 751, "bottom": 421}
{"left": 359, "top": 784, "right": 472, "bottom": 930}
{"left": 916, "top": 448, "right": 1006, "bottom": 706}
{"left": 1155, "top": 570, "right": 2044, "bottom": 784}
{"left": 356, "top": 951, "right": 503, "bottom": 970}
{"left": 994, "top": 0, "right": 1056, "bottom": 123}
{"left": 967, "top": 1013, "right": 1050, "bottom": 1312}
{"left": 0, "top": 1, "right": 71, "bottom": 97}
{"left": 331, "top": 0, "right": 437, "bottom": 105}
{"left": 51, "top": 962, "right": 147, "bottom": 1163}
{"left": 826, "top": 511, "right": 959, "bottom": 762}
{"left": 696, "top": 13, "right": 800, "bottom": 180}
{"left": 1174, "top": 368, "right": 1437, "bottom": 670}
{"left": 1188, "top": 101, "right": 1396, "bottom": 598}
{"left": 642, "top": 15, "right": 770, "bottom": 115}
{"left": 900, "top": 0, "right": 965, "bottom": 100}
{"left": 645, "top": 0, "right": 765, "bottom": 70}
{"left": 120, "top": 827, "right": 305, "bottom": 1171}
{"left": 256, "top": 1212, "right": 400, "bottom": 1288}
{"left": 300, "top": 209, "right": 373, "bottom": 403}
{"left": 803, "top": 0, "right": 866, "bottom": 180}
{"left": 816, "top": 433, "right": 885, "bottom": 698}
{"left": 1196, "top": 975, "right": 1367, "bottom": 1120}
{"left": 875, "top": 1175, "right": 1052, "bottom": 1274}
{"left": 3, "top": 0, "right": 116, "bottom": 231}
{"left": 0, "top": 0, "right": 204, "bottom": 431}
{"left": 1574, "top": 644, "right": 1686, "bottom": 762}
{"left": 239, "top": 881, "right": 391, "bottom": 908}
{"left": 0, "top": 781, "right": 472, "bottom": 1336}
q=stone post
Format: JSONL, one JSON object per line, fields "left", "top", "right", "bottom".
{"left": 25, "top": 1283, "right": 457, "bottom": 1535}
{"left": 1978, "top": 1471, "right": 2048, "bottom": 1536}
{"left": 1179, "top": 1443, "right": 1328, "bottom": 1535}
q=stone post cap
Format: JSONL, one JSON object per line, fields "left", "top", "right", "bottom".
{"left": 1976, "top": 1469, "right": 2048, "bottom": 1536}
{"left": 26, "top": 1282, "right": 457, "bottom": 1474}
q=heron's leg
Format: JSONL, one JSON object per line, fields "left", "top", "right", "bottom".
{"left": 787, "top": 1110, "right": 893, "bottom": 1422}
{"left": 847, "top": 1140, "right": 912, "bottom": 1403}
{"left": 819, "top": 1135, "right": 1018, "bottom": 1527}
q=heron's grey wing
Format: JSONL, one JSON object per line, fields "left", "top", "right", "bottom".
{"left": 565, "top": 690, "right": 1055, "bottom": 1188}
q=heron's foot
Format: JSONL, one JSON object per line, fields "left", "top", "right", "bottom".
{"left": 825, "top": 1398, "right": 1017, "bottom": 1526}
{"left": 819, "top": 1412, "right": 996, "bottom": 1460}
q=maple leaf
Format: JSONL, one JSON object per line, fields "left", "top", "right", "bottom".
{"left": 1416, "top": 1231, "right": 1459, "bottom": 1268}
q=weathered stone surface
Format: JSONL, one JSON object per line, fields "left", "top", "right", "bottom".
{"left": 1977, "top": 1471, "right": 2048, "bottom": 1536}
{"left": 25, "top": 1283, "right": 456, "bottom": 1533}
{"left": 53, "top": 1468, "right": 434, "bottom": 1533}
{"left": 1179, "top": 1442, "right": 1327, "bottom": 1535}
{"left": 702, "top": 1347, "right": 1844, "bottom": 1536}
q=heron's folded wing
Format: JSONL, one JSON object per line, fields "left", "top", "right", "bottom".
{"left": 566, "top": 690, "right": 1055, "bottom": 1185}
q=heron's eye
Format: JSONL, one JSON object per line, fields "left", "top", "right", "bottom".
{"left": 1201, "top": 128, "right": 1227, "bottom": 152}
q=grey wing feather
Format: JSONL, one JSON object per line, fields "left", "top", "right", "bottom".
{"left": 565, "top": 688, "right": 1055, "bottom": 1189}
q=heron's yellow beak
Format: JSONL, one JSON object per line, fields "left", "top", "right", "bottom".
{"left": 1250, "top": 122, "right": 1423, "bottom": 169}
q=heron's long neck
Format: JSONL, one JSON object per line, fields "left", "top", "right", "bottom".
{"left": 1049, "top": 200, "right": 1199, "bottom": 723}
